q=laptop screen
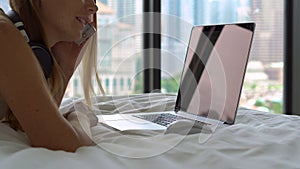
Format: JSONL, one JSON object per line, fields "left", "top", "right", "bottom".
{"left": 175, "top": 23, "right": 255, "bottom": 125}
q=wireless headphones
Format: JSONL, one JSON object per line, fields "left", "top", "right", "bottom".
{"left": 6, "top": 10, "right": 53, "bottom": 79}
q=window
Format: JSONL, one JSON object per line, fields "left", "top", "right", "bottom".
{"left": 0, "top": 0, "right": 9, "bottom": 11}
{"left": 113, "top": 78, "right": 117, "bottom": 94}
{"left": 128, "top": 78, "right": 132, "bottom": 90}
{"left": 96, "top": 0, "right": 143, "bottom": 95}
{"left": 74, "top": 79, "right": 79, "bottom": 95}
{"left": 1, "top": 0, "right": 287, "bottom": 114}
{"left": 105, "top": 78, "right": 110, "bottom": 93}
{"left": 120, "top": 78, "right": 124, "bottom": 91}
{"left": 65, "top": 0, "right": 144, "bottom": 97}
{"left": 161, "top": 0, "right": 284, "bottom": 113}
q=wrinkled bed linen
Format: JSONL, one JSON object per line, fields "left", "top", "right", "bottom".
{"left": 1, "top": 93, "right": 300, "bottom": 169}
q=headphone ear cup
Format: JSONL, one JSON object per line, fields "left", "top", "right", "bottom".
{"left": 6, "top": 10, "right": 53, "bottom": 79}
{"left": 29, "top": 42, "right": 53, "bottom": 79}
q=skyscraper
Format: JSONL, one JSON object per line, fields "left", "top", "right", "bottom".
{"left": 249, "top": 0, "right": 283, "bottom": 63}
{"left": 104, "top": 0, "right": 136, "bottom": 25}
{"left": 193, "top": 0, "right": 205, "bottom": 25}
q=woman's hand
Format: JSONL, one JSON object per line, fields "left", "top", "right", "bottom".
{"left": 72, "top": 101, "right": 99, "bottom": 127}
{"left": 66, "top": 111, "right": 96, "bottom": 144}
{"left": 65, "top": 102, "right": 99, "bottom": 137}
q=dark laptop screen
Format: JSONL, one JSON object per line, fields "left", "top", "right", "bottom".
{"left": 175, "top": 23, "right": 255, "bottom": 124}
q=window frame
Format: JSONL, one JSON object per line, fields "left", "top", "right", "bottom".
{"left": 144, "top": 0, "right": 293, "bottom": 114}
{"left": 284, "top": 0, "right": 300, "bottom": 115}
{"left": 143, "top": 0, "right": 161, "bottom": 93}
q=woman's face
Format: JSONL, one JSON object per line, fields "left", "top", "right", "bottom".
{"left": 37, "top": 0, "right": 98, "bottom": 46}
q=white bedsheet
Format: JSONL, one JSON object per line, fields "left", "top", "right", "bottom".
{"left": 1, "top": 93, "right": 300, "bottom": 169}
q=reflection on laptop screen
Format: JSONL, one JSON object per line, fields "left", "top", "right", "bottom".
{"left": 175, "top": 23, "right": 255, "bottom": 125}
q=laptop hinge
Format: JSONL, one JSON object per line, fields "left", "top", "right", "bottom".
{"left": 177, "top": 111, "right": 224, "bottom": 125}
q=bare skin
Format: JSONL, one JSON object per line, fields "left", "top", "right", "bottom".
{"left": 0, "top": 0, "right": 98, "bottom": 152}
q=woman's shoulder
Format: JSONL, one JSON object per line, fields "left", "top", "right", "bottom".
{"left": 0, "top": 10, "right": 25, "bottom": 47}
{"left": 0, "top": 10, "right": 15, "bottom": 31}
{"left": 0, "top": 9, "right": 12, "bottom": 26}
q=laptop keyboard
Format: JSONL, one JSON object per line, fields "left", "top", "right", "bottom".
{"left": 134, "top": 113, "right": 212, "bottom": 127}
{"left": 134, "top": 113, "right": 190, "bottom": 127}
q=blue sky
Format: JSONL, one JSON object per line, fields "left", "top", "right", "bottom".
{"left": 0, "top": 0, "right": 9, "bottom": 12}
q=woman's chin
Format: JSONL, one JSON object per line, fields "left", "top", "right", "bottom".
{"left": 75, "top": 33, "right": 83, "bottom": 42}
{"left": 65, "top": 34, "right": 82, "bottom": 43}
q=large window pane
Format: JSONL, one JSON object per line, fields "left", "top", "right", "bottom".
{"left": 161, "top": 0, "right": 284, "bottom": 114}
{"left": 65, "top": 0, "right": 144, "bottom": 97}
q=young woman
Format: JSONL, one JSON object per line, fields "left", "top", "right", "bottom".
{"left": 0, "top": 0, "right": 103, "bottom": 152}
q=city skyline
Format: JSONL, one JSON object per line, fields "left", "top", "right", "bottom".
{"left": 0, "top": 0, "right": 285, "bottom": 112}
{"left": 0, "top": 0, "right": 284, "bottom": 79}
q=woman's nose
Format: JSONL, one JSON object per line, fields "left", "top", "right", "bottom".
{"left": 85, "top": 0, "right": 98, "bottom": 14}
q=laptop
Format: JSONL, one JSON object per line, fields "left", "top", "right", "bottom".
{"left": 98, "top": 22, "right": 255, "bottom": 133}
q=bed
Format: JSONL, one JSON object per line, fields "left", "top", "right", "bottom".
{"left": 0, "top": 93, "right": 300, "bottom": 169}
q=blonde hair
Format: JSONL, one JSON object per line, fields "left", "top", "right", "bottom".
{"left": 2, "top": 0, "right": 104, "bottom": 130}
{"left": 79, "top": 33, "right": 105, "bottom": 106}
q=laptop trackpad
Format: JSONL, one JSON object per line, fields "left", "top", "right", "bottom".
{"left": 103, "top": 120, "right": 166, "bottom": 131}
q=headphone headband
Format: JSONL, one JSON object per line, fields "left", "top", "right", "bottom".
{"left": 6, "top": 10, "right": 53, "bottom": 79}
{"left": 6, "top": 10, "right": 30, "bottom": 43}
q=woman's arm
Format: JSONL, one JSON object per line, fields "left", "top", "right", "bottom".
{"left": 0, "top": 19, "right": 93, "bottom": 152}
